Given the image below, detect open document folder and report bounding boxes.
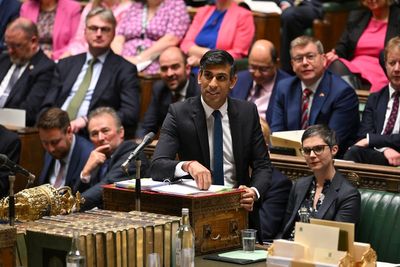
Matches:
[270,130,304,157]
[115,178,231,195]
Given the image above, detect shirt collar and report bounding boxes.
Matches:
[200,96,228,119]
[62,134,76,164]
[301,76,323,94]
[388,84,400,98]
[86,50,109,64]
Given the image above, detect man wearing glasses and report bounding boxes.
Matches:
[270,35,359,157]
[231,39,290,124]
[278,124,360,240]
[42,7,139,136]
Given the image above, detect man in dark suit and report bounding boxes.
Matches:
[0,124,21,198]
[137,46,200,138]
[344,36,400,166]
[270,36,359,156]
[231,39,290,124]
[42,7,139,135]
[37,108,93,194]
[151,50,273,236]
[80,107,149,210]
[276,0,324,73]
[0,18,55,126]
[0,0,20,53]
[279,125,360,239]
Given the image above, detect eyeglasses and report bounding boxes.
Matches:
[291,53,319,64]
[87,25,112,34]
[299,145,330,156]
[248,64,274,74]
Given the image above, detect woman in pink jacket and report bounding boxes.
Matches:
[20,0,81,60]
[180,0,255,67]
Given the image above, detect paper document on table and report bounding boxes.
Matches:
[151,180,231,195]
[0,108,26,128]
[115,178,166,189]
[244,0,282,14]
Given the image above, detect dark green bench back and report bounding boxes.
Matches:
[357,189,400,263]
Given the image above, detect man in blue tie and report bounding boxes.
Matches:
[150,49,273,213]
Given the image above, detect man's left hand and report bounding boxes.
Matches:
[239,185,257,211]
[70,117,87,133]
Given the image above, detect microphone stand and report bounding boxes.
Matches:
[135,157,142,212]
[8,172,15,226]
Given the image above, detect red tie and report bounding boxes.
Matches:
[383,91,399,135]
[301,88,313,129]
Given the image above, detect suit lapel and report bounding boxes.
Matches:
[309,73,329,124]
[288,176,313,227]
[192,97,210,166]
[288,82,303,129]
[315,172,342,219]
[62,55,86,102]
[90,51,114,110]
[228,98,242,184]
[376,88,390,133]
[0,58,11,82]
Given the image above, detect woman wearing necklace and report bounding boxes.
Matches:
[20,0,81,60]
[111,0,190,74]
[62,0,132,58]
[325,0,400,92]
[180,0,255,69]
[278,124,361,240]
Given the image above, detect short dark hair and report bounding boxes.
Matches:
[301,124,337,147]
[199,49,236,78]
[37,108,70,133]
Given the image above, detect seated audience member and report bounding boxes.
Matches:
[344,36,400,166]
[180,0,254,70]
[326,0,400,92]
[258,118,292,241]
[0,0,21,53]
[111,0,190,74]
[137,46,200,138]
[278,124,361,240]
[37,108,93,194]
[0,125,21,198]
[151,50,273,243]
[277,0,323,74]
[63,0,132,58]
[42,7,140,135]
[80,107,149,210]
[20,0,81,60]
[230,39,290,124]
[270,36,359,157]
[1,18,55,126]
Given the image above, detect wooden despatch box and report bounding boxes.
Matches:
[103,185,248,255]
[0,224,16,267]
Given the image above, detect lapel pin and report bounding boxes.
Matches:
[29,65,34,70]
[319,92,325,97]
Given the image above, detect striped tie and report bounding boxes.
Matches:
[301,88,313,129]
[383,91,399,135]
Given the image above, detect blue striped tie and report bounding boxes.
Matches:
[212,110,224,185]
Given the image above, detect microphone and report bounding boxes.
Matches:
[121,132,155,171]
[0,154,36,183]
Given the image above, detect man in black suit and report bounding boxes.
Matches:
[37,108,93,194]
[0,125,21,198]
[344,36,400,166]
[42,7,140,135]
[0,18,55,126]
[151,49,272,215]
[230,39,290,124]
[137,46,200,138]
[80,107,149,210]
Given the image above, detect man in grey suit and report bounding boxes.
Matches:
[42,7,139,135]
[279,125,360,239]
[151,49,273,213]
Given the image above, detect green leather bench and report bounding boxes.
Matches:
[356,189,400,263]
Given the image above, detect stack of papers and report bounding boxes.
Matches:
[115,179,231,195]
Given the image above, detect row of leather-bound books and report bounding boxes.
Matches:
[16,210,181,267]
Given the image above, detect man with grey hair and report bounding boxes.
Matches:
[42,7,140,136]
[270,35,359,157]
[80,107,149,210]
[0,17,55,126]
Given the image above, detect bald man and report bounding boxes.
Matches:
[137,46,200,138]
[0,18,55,126]
[231,40,290,124]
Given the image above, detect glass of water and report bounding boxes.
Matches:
[241,229,257,252]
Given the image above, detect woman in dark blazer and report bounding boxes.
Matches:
[326,0,400,92]
[278,125,361,239]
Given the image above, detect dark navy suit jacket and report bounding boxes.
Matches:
[270,71,359,155]
[0,0,20,52]
[230,69,290,125]
[0,49,55,126]
[138,74,200,137]
[38,134,93,194]
[42,50,140,128]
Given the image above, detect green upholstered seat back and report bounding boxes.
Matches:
[356,189,400,263]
